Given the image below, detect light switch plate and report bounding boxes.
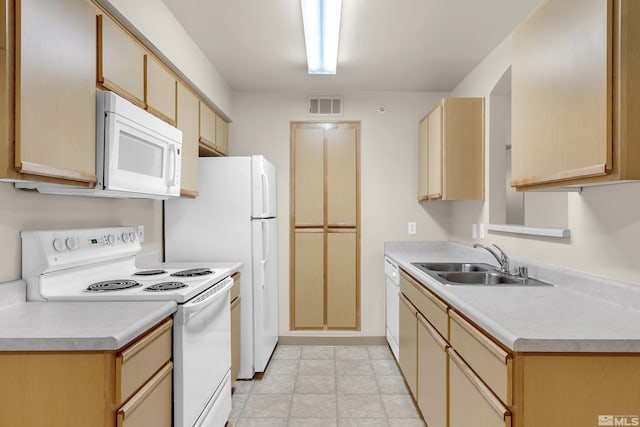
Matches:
[137,225,144,243]
[408,222,416,235]
[472,223,477,239]
[479,223,486,239]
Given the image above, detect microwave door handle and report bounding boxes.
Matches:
[167,145,178,186]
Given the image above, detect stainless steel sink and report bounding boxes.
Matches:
[438,272,521,285]
[411,262,553,287]
[412,262,493,273]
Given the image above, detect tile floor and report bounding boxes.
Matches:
[229,345,426,426]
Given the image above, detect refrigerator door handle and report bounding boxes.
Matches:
[261,221,269,288]
[261,172,270,217]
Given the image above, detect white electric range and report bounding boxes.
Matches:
[21,226,233,427]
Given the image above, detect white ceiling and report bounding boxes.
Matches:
[161,0,542,93]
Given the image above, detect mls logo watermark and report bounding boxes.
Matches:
[598,415,640,426]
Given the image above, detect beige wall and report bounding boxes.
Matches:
[0,182,163,283]
[100,0,232,117]
[449,35,640,285]
[230,91,451,337]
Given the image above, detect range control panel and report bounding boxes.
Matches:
[21,226,142,275]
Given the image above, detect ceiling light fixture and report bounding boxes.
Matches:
[301,0,342,74]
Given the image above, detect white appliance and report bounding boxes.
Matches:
[164,155,278,379]
[21,226,232,427]
[16,90,182,199]
[385,256,400,361]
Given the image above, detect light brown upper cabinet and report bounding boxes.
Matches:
[290,122,360,331]
[97,13,145,108]
[511,0,640,190]
[6,0,97,185]
[418,98,485,201]
[215,114,229,156]
[199,101,216,152]
[176,82,199,197]
[199,101,229,157]
[417,117,429,200]
[145,55,177,126]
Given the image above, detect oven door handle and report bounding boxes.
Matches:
[175,277,233,324]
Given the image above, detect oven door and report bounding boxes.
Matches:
[173,277,233,427]
[103,111,182,197]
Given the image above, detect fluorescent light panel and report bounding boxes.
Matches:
[301,0,342,74]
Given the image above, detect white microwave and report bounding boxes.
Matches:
[16,90,182,199]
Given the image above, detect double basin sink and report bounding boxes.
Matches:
[412,262,553,287]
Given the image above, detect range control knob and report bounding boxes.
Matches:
[53,238,66,252]
[65,237,78,250]
[122,232,130,243]
[108,234,117,245]
[129,231,137,242]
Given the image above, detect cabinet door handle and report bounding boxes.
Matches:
[448,348,510,420]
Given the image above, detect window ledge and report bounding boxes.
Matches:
[487,224,570,238]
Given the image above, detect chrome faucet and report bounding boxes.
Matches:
[473,243,510,274]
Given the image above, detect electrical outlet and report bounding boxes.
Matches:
[472,224,477,239]
[137,225,144,243]
[408,222,417,235]
[479,223,486,239]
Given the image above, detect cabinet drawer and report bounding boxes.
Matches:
[116,318,172,404]
[400,270,448,338]
[449,349,511,427]
[117,362,172,427]
[449,310,512,405]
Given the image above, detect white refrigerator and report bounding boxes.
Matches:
[164,155,278,379]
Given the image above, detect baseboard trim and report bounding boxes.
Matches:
[278,336,387,346]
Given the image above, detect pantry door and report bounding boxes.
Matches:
[290,122,360,331]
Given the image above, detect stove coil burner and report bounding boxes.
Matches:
[86,280,142,292]
[171,268,213,278]
[134,269,167,276]
[144,282,188,292]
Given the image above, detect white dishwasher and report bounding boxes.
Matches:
[384,257,400,361]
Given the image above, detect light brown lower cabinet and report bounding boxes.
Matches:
[116,362,172,427]
[0,318,173,427]
[397,267,640,427]
[449,348,512,427]
[399,293,418,397]
[417,313,448,427]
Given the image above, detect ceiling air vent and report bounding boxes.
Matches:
[308,96,343,116]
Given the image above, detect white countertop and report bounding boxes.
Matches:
[0,280,177,351]
[385,241,640,353]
